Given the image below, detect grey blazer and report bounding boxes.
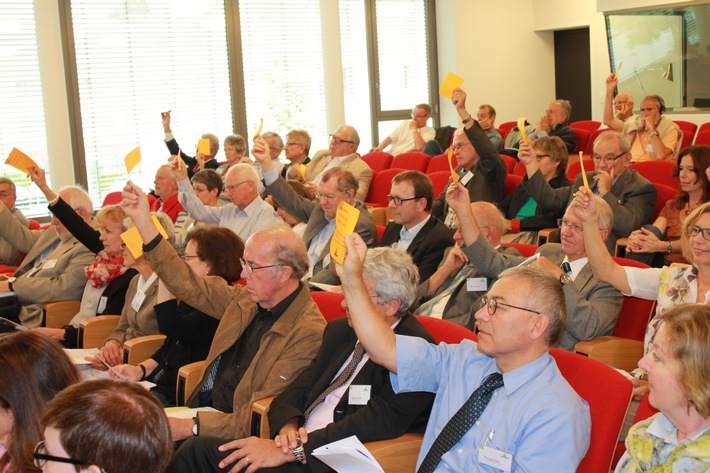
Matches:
[461,235,623,350]
[521,168,656,253]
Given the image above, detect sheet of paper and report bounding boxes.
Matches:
[330,201,360,265]
[124,146,141,174]
[120,214,169,259]
[5,148,39,175]
[75,365,156,389]
[439,71,464,99]
[197,138,211,155]
[517,118,531,144]
[64,348,100,365]
[578,152,591,192]
[447,147,459,183]
[308,281,341,292]
[164,406,221,419]
[312,435,384,473]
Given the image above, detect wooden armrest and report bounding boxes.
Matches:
[43,300,81,328]
[176,361,205,406]
[123,334,167,365]
[251,396,277,438]
[536,228,557,246]
[78,315,121,349]
[370,207,393,227]
[615,238,628,258]
[365,433,424,473]
[574,336,644,372]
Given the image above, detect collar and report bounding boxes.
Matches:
[403,213,430,234]
[241,196,265,215]
[496,351,553,397]
[646,413,710,446]
[259,281,303,320]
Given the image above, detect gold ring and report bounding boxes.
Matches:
[245,457,250,464]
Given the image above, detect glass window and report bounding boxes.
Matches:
[0,0,50,217]
[69,0,233,202]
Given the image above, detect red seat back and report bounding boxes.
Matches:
[500,154,517,174]
[550,348,633,473]
[28,219,41,230]
[102,191,123,207]
[695,130,710,146]
[629,160,679,189]
[504,174,522,198]
[501,242,538,257]
[427,171,451,197]
[610,257,656,340]
[586,128,609,155]
[362,151,394,172]
[310,292,346,322]
[566,159,594,181]
[414,315,477,344]
[570,120,602,132]
[426,153,457,173]
[651,183,678,221]
[365,168,405,207]
[512,160,527,177]
[498,121,516,135]
[376,225,386,242]
[573,128,591,155]
[391,152,430,172]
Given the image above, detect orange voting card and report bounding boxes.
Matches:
[124,147,141,174]
[120,215,169,259]
[439,72,464,99]
[578,151,591,192]
[330,200,360,265]
[517,118,531,144]
[447,147,459,183]
[255,118,264,138]
[197,138,210,155]
[5,148,38,175]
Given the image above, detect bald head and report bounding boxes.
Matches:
[248,226,309,280]
[471,201,506,246]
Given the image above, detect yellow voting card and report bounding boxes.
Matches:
[578,152,591,192]
[124,147,141,174]
[298,164,307,181]
[5,148,38,175]
[255,118,264,138]
[120,215,169,259]
[330,200,360,265]
[447,147,459,183]
[439,72,464,99]
[517,118,531,144]
[197,138,210,156]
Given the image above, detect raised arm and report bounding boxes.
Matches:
[571,188,631,294]
[603,74,625,132]
[337,234,397,372]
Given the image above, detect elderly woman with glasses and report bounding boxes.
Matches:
[0,332,79,473]
[37,379,172,473]
[572,191,710,397]
[500,136,572,244]
[615,303,710,472]
[111,226,244,406]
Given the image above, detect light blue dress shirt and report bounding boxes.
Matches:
[392,336,591,472]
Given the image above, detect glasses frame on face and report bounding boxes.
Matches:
[452,142,471,151]
[315,190,349,202]
[224,180,251,193]
[240,258,282,275]
[411,112,428,120]
[329,134,354,145]
[592,151,627,164]
[285,142,303,148]
[558,218,583,233]
[34,440,85,468]
[386,194,420,206]
[479,296,541,316]
[687,224,710,241]
[180,254,201,262]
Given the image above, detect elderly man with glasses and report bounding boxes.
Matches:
[518,130,657,253]
[431,88,507,228]
[300,125,372,201]
[253,136,377,285]
[445,181,623,352]
[120,183,326,444]
[337,232,591,472]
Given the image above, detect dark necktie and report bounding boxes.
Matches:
[417,372,504,473]
[561,262,572,275]
[304,342,366,420]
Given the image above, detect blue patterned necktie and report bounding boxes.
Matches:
[417,372,504,473]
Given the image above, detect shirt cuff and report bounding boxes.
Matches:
[511,219,521,233]
[263,168,279,185]
[164,132,174,142]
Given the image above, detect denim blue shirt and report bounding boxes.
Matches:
[392,336,591,472]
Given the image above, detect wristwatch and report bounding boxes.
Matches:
[651,130,660,137]
[290,438,305,462]
[462,115,474,125]
[6,277,16,291]
[191,416,199,436]
[559,273,572,285]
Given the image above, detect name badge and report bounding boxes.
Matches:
[645,143,653,152]
[466,277,487,292]
[478,445,513,472]
[460,171,474,186]
[348,385,371,405]
[131,290,147,312]
[43,259,58,269]
[97,296,108,314]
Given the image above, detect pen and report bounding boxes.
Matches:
[96,354,130,381]
[484,430,495,447]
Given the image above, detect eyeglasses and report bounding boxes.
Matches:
[592,152,627,164]
[240,258,283,274]
[687,224,710,241]
[225,180,251,192]
[452,142,471,151]
[329,134,354,145]
[479,296,541,316]
[387,195,420,205]
[285,142,303,147]
[558,218,583,233]
[315,191,347,202]
[411,113,428,119]
[0,192,14,198]
[34,440,85,468]
[181,254,201,261]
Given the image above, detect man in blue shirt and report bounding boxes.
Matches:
[337,225,591,472]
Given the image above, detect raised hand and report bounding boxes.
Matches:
[569,187,597,223]
[121,181,151,220]
[445,181,471,215]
